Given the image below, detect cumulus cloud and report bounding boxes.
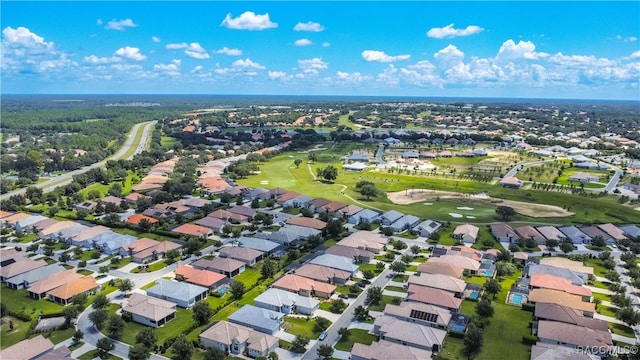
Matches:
[361,50,410,62]
[293,21,324,32]
[221,11,277,30]
[294,38,312,46]
[154,59,181,77]
[105,18,137,31]
[496,39,548,61]
[616,35,638,42]
[427,24,484,39]
[215,58,265,76]
[166,43,188,49]
[215,47,242,56]
[268,71,289,80]
[1,26,74,73]
[115,46,146,61]
[152,36,161,43]
[434,45,464,63]
[191,65,203,73]
[322,42,331,48]
[335,71,372,83]
[83,54,120,64]
[297,57,328,75]
[630,50,640,59]
[184,43,209,59]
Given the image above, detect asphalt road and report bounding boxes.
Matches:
[0,121,156,201]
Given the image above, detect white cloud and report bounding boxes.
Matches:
[335,71,372,83]
[294,38,312,46]
[268,71,288,80]
[166,43,188,49]
[293,21,324,32]
[548,53,616,67]
[496,39,548,61]
[184,43,209,59]
[221,11,277,30]
[427,24,484,39]
[115,46,146,61]
[152,36,161,43]
[215,57,265,77]
[215,47,242,56]
[154,59,181,77]
[617,35,638,42]
[434,45,464,63]
[83,55,120,64]
[1,26,74,73]
[191,65,203,73]
[630,50,640,59]
[361,50,410,62]
[232,58,265,70]
[105,18,137,31]
[322,42,331,48]
[298,57,328,74]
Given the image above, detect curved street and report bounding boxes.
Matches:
[0,120,156,201]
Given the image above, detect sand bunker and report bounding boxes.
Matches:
[449,213,463,218]
[467,216,476,219]
[457,207,474,210]
[424,203,433,205]
[260,180,269,185]
[388,189,574,218]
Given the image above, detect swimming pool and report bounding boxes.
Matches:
[451,324,466,332]
[512,294,523,304]
[216,285,230,295]
[468,291,479,300]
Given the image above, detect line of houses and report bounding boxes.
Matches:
[489,222,639,245]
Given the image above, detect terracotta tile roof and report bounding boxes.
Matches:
[539,257,594,275]
[200,320,279,354]
[0,210,14,219]
[427,255,480,272]
[407,273,467,294]
[175,265,227,287]
[294,264,351,283]
[126,214,159,225]
[122,237,159,254]
[39,221,80,236]
[416,261,464,278]
[271,274,336,294]
[192,257,245,273]
[276,191,300,203]
[47,276,99,300]
[530,274,592,297]
[407,284,462,310]
[337,231,387,252]
[134,241,182,260]
[528,289,595,313]
[2,212,31,225]
[28,269,85,295]
[285,216,327,230]
[71,225,111,242]
[352,340,432,360]
[172,223,211,237]
[537,320,612,348]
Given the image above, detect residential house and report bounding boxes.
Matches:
[352,340,432,360]
[597,223,628,242]
[172,223,212,238]
[317,201,347,216]
[227,205,258,220]
[126,214,159,227]
[254,288,319,315]
[490,223,517,242]
[192,257,246,278]
[389,215,420,233]
[75,201,98,213]
[324,245,374,263]
[348,209,381,225]
[527,289,595,316]
[437,245,484,261]
[538,258,594,277]
[452,224,479,244]
[219,246,263,265]
[337,205,363,219]
[499,176,523,188]
[91,232,137,254]
[52,224,89,243]
[7,214,47,232]
[534,303,608,331]
[47,276,100,305]
[5,264,65,290]
[70,225,111,247]
[146,279,208,308]
[0,258,47,282]
[174,265,228,289]
[526,264,587,286]
[309,254,359,275]
[620,225,640,240]
[513,252,529,265]
[580,226,615,245]
[416,262,464,279]
[536,320,612,352]
[407,273,467,297]
[271,274,336,299]
[515,226,546,245]
[285,216,327,230]
[194,216,226,233]
[276,191,301,206]
[536,226,567,242]
[235,236,283,257]
[0,335,55,360]
[257,225,321,246]
[27,269,84,300]
[412,219,442,237]
[530,274,592,300]
[228,305,285,335]
[132,240,182,264]
[199,321,279,359]
[337,231,387,254]
[245,188,270,201]
[530,343,600,360]
[294,264,351,284]
[306,198,331,212]
[382,301,452,329]
[373,315,446,352]
[176,196,213,210]
[427,255,480,274]
[568,173,599,183]
[379,210,403,225]
[558,226,592,244]
[122,293,176,328]
[38,221,80,239]
[281,195,314,208]
[124,192,149,205]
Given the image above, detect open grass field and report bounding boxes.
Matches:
[283,316,331,339]
[1,285,64,320]
[236,151,634,225]
[334,328,376,351]
[234,268,262,288]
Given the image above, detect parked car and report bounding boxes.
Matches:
[338,294,349,299]
[319,331,327,341]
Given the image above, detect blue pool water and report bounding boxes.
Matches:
[451,324,466,332]
[468,291,479,300]
[216,285,230,294]
[485,270,494,277]
[512,294,523,304]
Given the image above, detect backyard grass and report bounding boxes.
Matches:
[475,303,532,360]
[406,265,418,272]
[392,274,409,282]
[384,286,407,293]
[592,280,611,290]
[0,316,31,349]
[0,285,64,320]
[358,263,383,275]
[17,233,39,243]
[366,295,396,312]
[599,305,618,318]
[412,256,427,263]
[43,327,75,344]
[234,268,262,288]
[584,259,609,277]
[592,292,612,303]
[77,269,94,276]
[460,299,478,317]
[279,339,293,351]
[283,316,331,339]
[334,328,376,351]
[111,227,174,242]
[140,281,156,290]
[335,284,361,296]
[610,322,635,339]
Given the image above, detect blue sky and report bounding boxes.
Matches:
[1,1,639,99]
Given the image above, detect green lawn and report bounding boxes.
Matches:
[319,301,332,312]
[599,305,618,318]
[584,259,609,277]
[283,316,331,339]
[43,327,75,344]
[475,303,532,360]
[234,268,262,288]
[392,274,409,282]
[335,284,361,296]
[592,280,611,290]
[77,269,94,276]
[17,233,39,243]
[0,285,64,320]
[358,263,383,275]
[140,281,156,290]
[592,292,612,303]
[111,227,174,242]
[366,295,397,312]
[130,260,168,273]
[112,304,193,347]
[0,316,31,349]
[334,328,376,351]
[78,349,122,360]
[610,322,635,338]
[384,286,407,293]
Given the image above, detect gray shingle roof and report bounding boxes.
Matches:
[147,279,208,302]
[228,305,284,334]
[309,254,359,273]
